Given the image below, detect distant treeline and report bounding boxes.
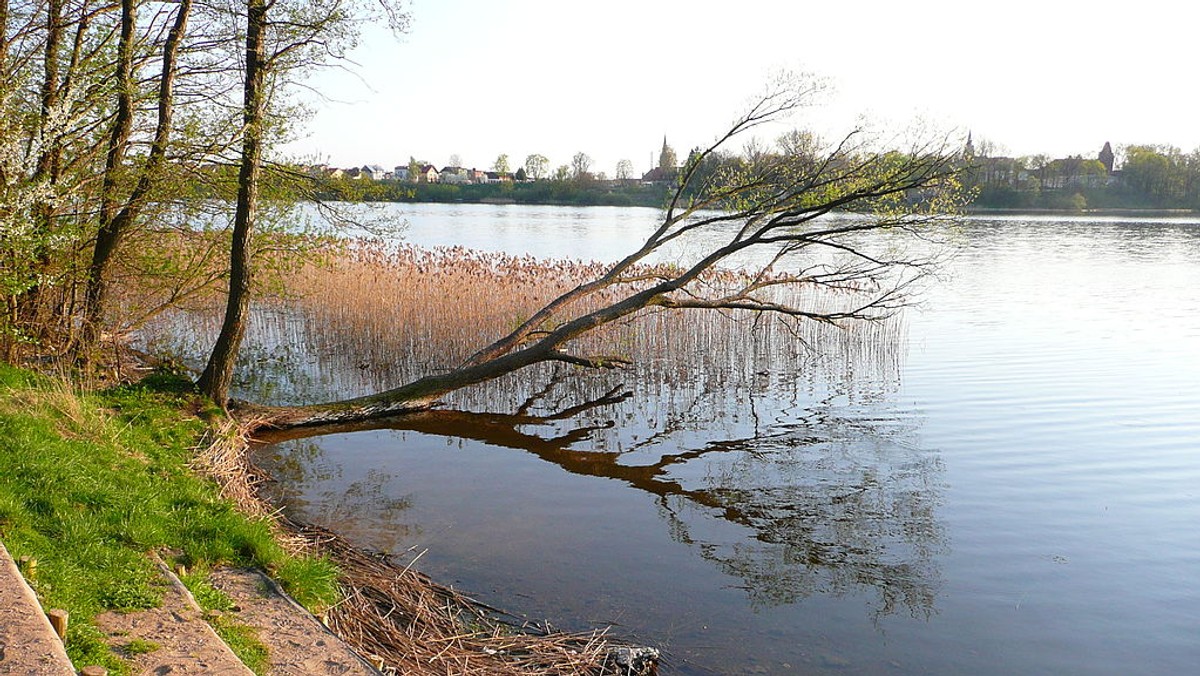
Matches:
[311,142,1200,214]
[965,145,1200,212]
[315,177,672,208]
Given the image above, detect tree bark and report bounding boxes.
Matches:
[0,0,9,68]
[198,0,266,405]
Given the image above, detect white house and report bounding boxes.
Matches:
[440,166,469,184]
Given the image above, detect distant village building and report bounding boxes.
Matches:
[418,165,440,183]
[360,165,388,180]
[440,166,470,184]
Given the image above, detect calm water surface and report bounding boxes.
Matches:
[251,205,1200,675]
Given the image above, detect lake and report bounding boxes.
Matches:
[232,204,1200,674]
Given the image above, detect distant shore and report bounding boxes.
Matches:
[963,206,1198,217]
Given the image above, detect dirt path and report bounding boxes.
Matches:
[0,543,74,675]
[94,559,381,676]
[94,560,255,675]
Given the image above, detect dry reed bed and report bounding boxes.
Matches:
[258,241,903,412]
[131,239,902,413]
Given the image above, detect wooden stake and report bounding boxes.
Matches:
[47,609,68,639]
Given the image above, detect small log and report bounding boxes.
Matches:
[47,608,68,639]
[80,667,108,676]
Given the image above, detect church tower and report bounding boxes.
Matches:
[1099,141,1115,174]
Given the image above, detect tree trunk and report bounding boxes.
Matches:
[82,0,191,350]
[81,0,136,350]
[16,0,64,333]
[198,0,266,405]
[0,0,9,68]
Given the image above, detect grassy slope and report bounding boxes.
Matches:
[0,364,338,673]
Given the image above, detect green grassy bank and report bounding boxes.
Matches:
[0,364,338,673]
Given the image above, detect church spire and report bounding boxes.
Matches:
[658,136,677,170]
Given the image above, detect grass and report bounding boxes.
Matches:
[0,363,339,672]
[179,564,272,674]
[123,638,159,655]
[209,615,271,675]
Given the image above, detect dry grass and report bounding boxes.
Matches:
[283,242,620,368]
[315,525,624,676]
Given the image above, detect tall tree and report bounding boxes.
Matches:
[615,158,633,180]
[198,0,408,404]
[82,0,194,350]
[571,151,592,180]
[524,153,548,180]
[197,0,268,403]
[492,153,510,174]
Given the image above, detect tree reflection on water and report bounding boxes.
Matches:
[259,379,945,619]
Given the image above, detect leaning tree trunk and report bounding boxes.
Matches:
[197,0,266,405]
[228,78,963,432]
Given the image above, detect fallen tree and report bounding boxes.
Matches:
[229,76,966,429]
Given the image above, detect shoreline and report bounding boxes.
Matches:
[0,361,655,674]
[963,206,1198,217]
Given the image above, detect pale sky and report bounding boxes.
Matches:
[283,0,1199,177]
